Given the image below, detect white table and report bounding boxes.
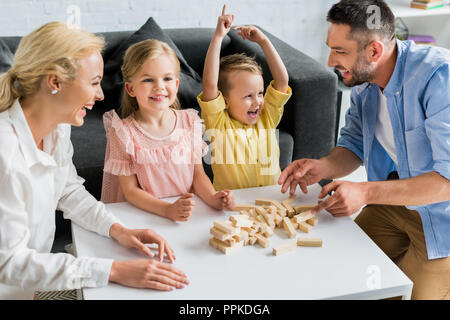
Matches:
[72,184,412,300]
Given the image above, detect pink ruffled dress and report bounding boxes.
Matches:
[101,108,208,203]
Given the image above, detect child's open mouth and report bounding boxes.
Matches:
[247,107,260,119]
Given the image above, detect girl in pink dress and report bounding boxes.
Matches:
[101,39,235,221]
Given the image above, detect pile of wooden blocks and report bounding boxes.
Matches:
[209,196,323,255]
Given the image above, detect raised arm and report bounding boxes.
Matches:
[202,5,234,101]
[233,25,289,92]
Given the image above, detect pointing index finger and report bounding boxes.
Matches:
[222,4,226,15]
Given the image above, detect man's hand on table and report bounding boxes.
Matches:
[312,180,368,217]
[278,158,327,195]
[278,158,366,217]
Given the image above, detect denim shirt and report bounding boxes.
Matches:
[337,40,450,260]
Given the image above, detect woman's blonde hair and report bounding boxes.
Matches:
[120,39,181,119]
[0,22,105,112]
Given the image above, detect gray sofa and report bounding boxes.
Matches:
[0,18,338,251]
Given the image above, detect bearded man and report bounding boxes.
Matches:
[279,0,450,299]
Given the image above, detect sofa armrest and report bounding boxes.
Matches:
[226,27,338,161]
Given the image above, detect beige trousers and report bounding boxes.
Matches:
[355,204,450,300]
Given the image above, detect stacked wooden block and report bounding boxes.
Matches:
[209,196,323,255]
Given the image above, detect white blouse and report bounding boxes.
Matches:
[0,99,121,299]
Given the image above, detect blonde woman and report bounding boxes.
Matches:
[0,22,189,300]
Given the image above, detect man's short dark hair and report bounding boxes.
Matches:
[327,0,395,49]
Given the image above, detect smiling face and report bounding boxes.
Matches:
[58,50,104,126]
[124,54,179,115]
[224,70,264,125]
[326,23,376,87]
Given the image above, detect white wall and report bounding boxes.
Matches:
[0,0,338,66]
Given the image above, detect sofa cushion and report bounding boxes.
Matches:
[101,17,202,113]
[165,28,231,77]
[0,39,13,73]
[71,109,106,200]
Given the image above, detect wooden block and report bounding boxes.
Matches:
[251,223,261,233]
[297,238,323,247]
[281,201,296,218]
[255,233,270,248]
[270,200,287,214]
[255,207,275,229]
[248,209,257,219]
[255,214,268,226]
[282,217,297,238]
[271,200,284,210]
[263,226,274,238]
[306,217,318,226]
[275,218,284,228]
[239,229,250,240]
[209,237,243,254]
[229,214,249,221]
[292,211,315,224]
[273,213,282,226]
[293,204,316,214]
[254,221,268,233]
[240,210,250,216]
[213,220,240,235]
[241,227,256,236]
[255,198,276,206]
[283,195,296,205]
[273,241,297,256]
[249,236,257,245]
[290,218,299,230]
[232,204,255,211]
[233,230,249,242]
[231,220,253,228]
[298,221,312,233]
[210,227,234,241]
[266,205,277,215]
[224,237,237,246]
[255,205,267,216]
[228,214,248,222]
[229,215,253,228]
[277,209,287,217]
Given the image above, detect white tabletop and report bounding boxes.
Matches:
[72,184,412,300]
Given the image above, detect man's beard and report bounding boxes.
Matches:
[342,54,376,87]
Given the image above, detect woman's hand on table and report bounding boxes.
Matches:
[109,259,189,291]
[109,223,175,262]
[108,224,189,291]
